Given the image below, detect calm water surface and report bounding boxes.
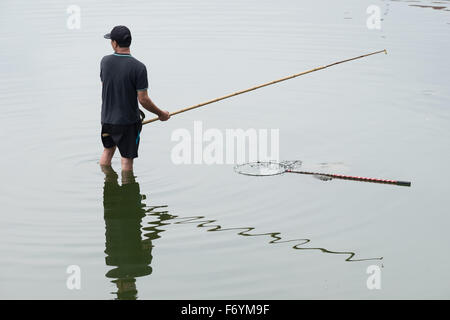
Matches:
[1,0,449,299]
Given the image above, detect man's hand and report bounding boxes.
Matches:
[138,90,170,121]
[158,110,170,121]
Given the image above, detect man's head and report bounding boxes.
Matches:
[104,26,132,50]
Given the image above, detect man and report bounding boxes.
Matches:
[99,25,170,171]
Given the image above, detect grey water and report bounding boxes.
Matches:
[1,0,449,299]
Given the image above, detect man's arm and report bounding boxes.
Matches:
[137,90,170,121]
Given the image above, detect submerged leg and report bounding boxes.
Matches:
[121,168,135,185]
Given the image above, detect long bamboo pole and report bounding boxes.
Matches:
[142,49,387,125]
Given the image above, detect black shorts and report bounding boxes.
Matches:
[101,122,142,159]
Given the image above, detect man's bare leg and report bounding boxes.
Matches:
[121,157,134,172]
[100,147,116,166]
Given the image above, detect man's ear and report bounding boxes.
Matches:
[111,40,117,50]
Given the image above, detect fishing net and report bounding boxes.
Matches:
[234,160,302,176]
[234,160,333,181]
[234,160,411,186]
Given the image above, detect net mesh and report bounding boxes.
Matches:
[234,160,302,176]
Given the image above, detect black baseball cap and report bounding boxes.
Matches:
[104,26,132,47]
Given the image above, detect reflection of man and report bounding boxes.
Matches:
[102,166,152,300]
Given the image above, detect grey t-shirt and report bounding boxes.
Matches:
[100,53,148,125]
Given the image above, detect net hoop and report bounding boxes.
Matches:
[234,160,302,177]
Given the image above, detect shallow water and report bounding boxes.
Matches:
[1,0,449,299]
